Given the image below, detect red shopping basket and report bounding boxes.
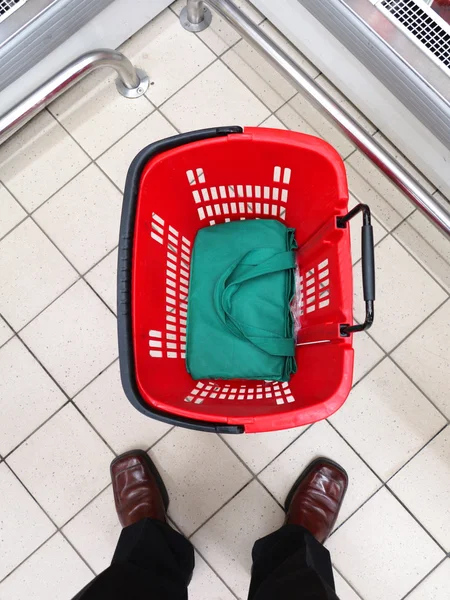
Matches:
[118,126,375,434]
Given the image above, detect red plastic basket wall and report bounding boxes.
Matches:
[130,127,354,433]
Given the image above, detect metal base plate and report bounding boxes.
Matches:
[180,5,212,32]
[116,68,149,98]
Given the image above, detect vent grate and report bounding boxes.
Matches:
[0,0,27,23]
[381,0,450,68]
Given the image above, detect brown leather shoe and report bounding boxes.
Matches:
[111,450,169,528]
[285,458,348,543]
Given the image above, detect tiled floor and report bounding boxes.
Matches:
[0,3,449,599]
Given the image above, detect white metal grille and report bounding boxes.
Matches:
[0,0,28,23]
[381,0,450,68]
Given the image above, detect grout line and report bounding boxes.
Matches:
[385,424,448,485]
[0,531,60,585]
[61,482,112,531]
[351,297,449,425]
[326,420,449,555]
[332,564,364,599]
[145,425,176,454]
[218,436,260,478]
[3,354,119,463]
[153,54,222,112]
[3,401,70,460]
[92,105,157,164]
[0,176,118,328]
[389,353,450,425]
[0,465,95,583]
[392,215,450,271]
[165,512,240,599]
[70,400,118,458]
[191,548,240,600]
[59,530,97,578]
[387,217,450,295]
[14,279,80,335]
[187,478,256,540]
[385,483,448,555]
[0,214,28,244]
[401,556,448,599]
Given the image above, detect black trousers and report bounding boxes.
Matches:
[73,519,339,599]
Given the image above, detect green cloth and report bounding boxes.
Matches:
[186,219,297,381]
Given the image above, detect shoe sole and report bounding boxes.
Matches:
[284,456,348,512]
[111,449,170,511]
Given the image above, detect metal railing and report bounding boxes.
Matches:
[0,49,148,145]
[181,0,450,238]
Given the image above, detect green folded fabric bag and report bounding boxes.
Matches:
[186,219,297,381]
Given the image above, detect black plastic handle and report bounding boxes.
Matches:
[337,204,375,335]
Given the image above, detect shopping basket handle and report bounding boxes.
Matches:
[337,204,375,335]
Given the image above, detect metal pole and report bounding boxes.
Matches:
[181,0,212,31]
[0,49,149,146]
[187,0,205,23]
[182,0,450,238]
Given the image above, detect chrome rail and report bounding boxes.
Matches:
[181,0,450,238]
[0,49,149,145]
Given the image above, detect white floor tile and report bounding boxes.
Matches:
[161,60,270,131]
[192,480,284,599]
[223,427,305,474]
[0,219,77,330]
[351,331,384,386]
[21,281,117,397]
[353,236,447,352]
[190,553,236,600]
[348,194,388,264]
[151,428,252,536]
[334,571,363,600]
[327,488,445,600]
[97,111,177,191]
[389,426,450,550]
[63,485,119,574]
[222,39,295,112]
[259,114,286,129]
[222,21,317,113]
[372,132,435,194]
[85,248,118,314]
[121,9,215,107]
[347,150,415,219]
[276,94,354,159]
[406,559,450,600]
[330,358,446,480]
[260,421,381,528]
[0,338,66,455]
[0,534,93,600]
[393,300,450,419]
[0,463,55,581]
[171,0,240,56]
[316,75,377,135]
[8,404,114,526]
[34,164,122,273]
[74,360,171,454]
[346,164,404,231]
[393,210,450,292]
[0,183,26,239]
[0,317,13,348]
[0,111,89,212]
[48,70,153,159]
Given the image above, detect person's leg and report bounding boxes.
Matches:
[73,450,195,600]
[248,458,347,600]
